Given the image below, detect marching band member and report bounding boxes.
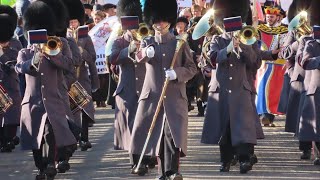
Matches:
[130,0,197,179]
[0,5,22,153]
[66,0,99,152]
[256,2,288,127]
[298,0,320,165]
[108,0,154,175]
[208,0,279,173]
[16,1,77,179]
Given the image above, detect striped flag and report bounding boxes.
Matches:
[120,16,139,30]
[78,25,89,39]
[27,29,47,44]
[313,25,320,40]
[223,16,242,32]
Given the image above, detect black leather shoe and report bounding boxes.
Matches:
[86,141,92,149]
[56,160,70,173]
[45,165,57,180]
[167,173,183,180]
[240,162,252,174]
[230,156,238,166]
[301,150,311,160]
[155,175,166,180]
[12,136,20,146]
[35,170,45,180]
[131,164,148,176]
[220,162,231,172]
[0,143,12,153]
[148,157,157,169]
[250,154,258,165]
[314,158,320,165]
[79,141,88,151]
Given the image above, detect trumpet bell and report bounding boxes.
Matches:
[192,9,215,40]
[42,36,62,56]
[239,26,258,45]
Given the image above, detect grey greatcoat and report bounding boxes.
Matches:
[298,39,320,142]
[129,33,197,156]
[16,45,77,150]
[72,35,99,125]
[109,32,146,150]
[0,38,22,126]
[208,33,273,146]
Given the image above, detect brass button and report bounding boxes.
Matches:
[162,54,165,57]
[164,96,166,98]
[230,64,233,67]
[229,77,232,80]
[228,90,232,93]
[136,91,139,94]
[41,73,44,75]
[43,98,46,101]
[41,85,44,88]
[136,78,138,80]
[135,65,137,67]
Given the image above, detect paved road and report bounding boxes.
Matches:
[1,107,320,180]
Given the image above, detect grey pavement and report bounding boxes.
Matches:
[1,107,320,180]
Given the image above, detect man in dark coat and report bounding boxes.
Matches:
[130,0,197,179]
[15,1,77,179]
[0,5,22,153]
[108,0,156,175]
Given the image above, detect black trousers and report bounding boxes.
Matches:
[158,120,180,177]
[299,141,320,152]
[0,125,17,145]
[81,113,90,142]
[92,74,109,102]
[32,120,55,170]
[219,124,254,163]
[261,113,275,123]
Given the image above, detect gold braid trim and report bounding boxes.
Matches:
[257,24,288,35]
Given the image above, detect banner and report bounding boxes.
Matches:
[89,16,118,74]
[177,0,192,8]
[0,0,16,6]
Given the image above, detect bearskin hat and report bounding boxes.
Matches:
[23,1,57,37]
[213,0,250,26]
[309,0,320,26]
[0,5,17,28]
[295,0,312,12]
[287,0,297,22]
[63,0,85,26]
[0,13,15,43]
[38,0,69,34]
[143,0,178,28]
[117,0,143,23]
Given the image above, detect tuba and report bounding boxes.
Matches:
[288,11,312,38]
[41,36,63,56]
[192,8,223,40]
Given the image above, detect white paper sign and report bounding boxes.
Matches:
[177,0,192,8]
[96,0,119,5]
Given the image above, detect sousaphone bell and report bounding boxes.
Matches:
[288,11,312,38]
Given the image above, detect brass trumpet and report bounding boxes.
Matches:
[238,25,258,45]
[41,36,62,56]
[288,11,312,38]
[132,23,153,41]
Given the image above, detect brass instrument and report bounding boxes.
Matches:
[288,11,312,38]
[192,8,223,40]
[238,25,258,45]
[41,36,62,56]
[132,23,153,41]
[68,81,92,114]
[0,85,13,114]
[201,40,211,61]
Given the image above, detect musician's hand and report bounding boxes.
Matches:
[78,46,84,54]
[146,46,155,58]
[129,41,140,53]
[32,52,44,65]
[272,48,280,55]
[165,69,177,80]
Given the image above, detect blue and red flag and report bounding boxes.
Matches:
[313,25,320,40]
[78,25,89,39]
[223,16,242,32]
[120,16,139,30]
[27,29,47,44]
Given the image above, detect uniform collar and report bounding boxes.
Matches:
[155,32,175,44]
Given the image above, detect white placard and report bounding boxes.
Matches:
[280,0,293,11]
[177,0,192,8]
[96,0,119,5]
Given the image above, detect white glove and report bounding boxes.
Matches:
[227,41,233,53]
[146,46,155,58]
[165,69,177,80]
